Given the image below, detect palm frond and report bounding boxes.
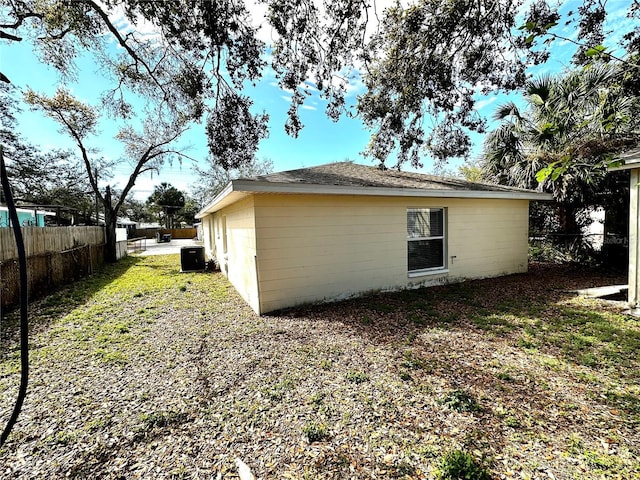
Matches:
[526,73,554,102]
[491,101,522,121]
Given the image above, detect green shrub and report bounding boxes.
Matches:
[438,389,481,413]
[140,410,189,430]
[402,351,426,370]
[505,416,521,428]
[302,421,329,443]
[437,450,492,480]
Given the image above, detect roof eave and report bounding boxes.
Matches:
[197,180,552,216]
[237,180,551,200]
[195,181,234,218]
[607,148,640,171]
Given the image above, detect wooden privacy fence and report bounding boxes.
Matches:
[0,226,104,262]
[0,226,106,310]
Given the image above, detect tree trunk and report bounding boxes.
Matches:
[558,204,580,235]
[556,204,581,253]
[103,186,118,263]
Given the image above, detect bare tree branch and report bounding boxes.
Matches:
[83,0,170,98]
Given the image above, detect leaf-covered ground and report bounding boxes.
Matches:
[0,255,638,479]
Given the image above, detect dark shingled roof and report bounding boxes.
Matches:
[196,162,552,217]
[242,161,539,193]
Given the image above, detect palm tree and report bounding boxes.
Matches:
[148,183,185,229]
[482,61,637,244]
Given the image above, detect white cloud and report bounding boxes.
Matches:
[244,1,272,43]
[302,82,319,93]
[248,0,398,45]
[301,105,317,111]
[281,95,292,102]
[601,3,637,55]
[475,97,498,111]
[102,0,381,103]
[331,71,366,98]
[345,75,366,97]
[100,1,161,43]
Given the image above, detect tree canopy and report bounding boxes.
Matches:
[1,0,639,201]
[483,62,639,196]
[148,183,185,211]
[358,0,524,168]
[481,62,635,246]
[0,0,368,165]
[359,0,639,169]
[192,156,273,207]
[0,84,94,223]
[23,86,190,260]
[147,182,185,228]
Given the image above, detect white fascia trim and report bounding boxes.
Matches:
[607,148,640,171]
[609,160,640,171]
[195,179,552,217]
[195,181,234,218]
[231,180,553,201]
[608,164,638,172]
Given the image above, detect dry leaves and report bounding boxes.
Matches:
[0,258,638,479]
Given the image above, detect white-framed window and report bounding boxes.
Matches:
[222,215,228,254]
[407,208,446,273]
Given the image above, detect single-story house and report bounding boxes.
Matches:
[196,162,552,314]
[608,147,640,310]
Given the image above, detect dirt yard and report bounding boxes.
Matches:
[0,256,637,479]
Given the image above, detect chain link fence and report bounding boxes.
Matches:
[529,233,628,268]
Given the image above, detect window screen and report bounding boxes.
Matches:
[407,209,444,238]
[407,208,445,272]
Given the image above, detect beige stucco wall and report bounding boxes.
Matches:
[204,196,260,313]
[252,194,530,313]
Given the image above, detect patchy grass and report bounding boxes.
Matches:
[345,369,369,384]
[1,259,639,479]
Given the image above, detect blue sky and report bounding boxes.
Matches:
[2,36,376,199]
[1,0,636,201]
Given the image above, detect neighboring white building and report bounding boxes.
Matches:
[583,207,605,250]
[609,148,640,310]
[196,162,552,314]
